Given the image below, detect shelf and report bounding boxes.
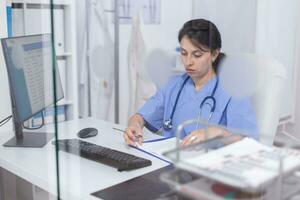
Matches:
[56,52,72,60]
[11,0,79,121]
[12,0,72,5]
[56,52,72,57]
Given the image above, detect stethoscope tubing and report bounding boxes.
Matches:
[163,75,219,131]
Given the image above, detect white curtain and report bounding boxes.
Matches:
[76,0,89,118]
[193,0,300,121]
[77,0,115,121]
[127,13,156,118]
[89,0,115,121]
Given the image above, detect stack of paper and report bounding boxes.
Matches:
[178,138,300,191]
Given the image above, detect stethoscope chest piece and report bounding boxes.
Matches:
[163,119,173,130]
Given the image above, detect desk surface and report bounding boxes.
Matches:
[0,118,170,200]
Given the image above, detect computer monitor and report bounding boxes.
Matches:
[1,34,64,147]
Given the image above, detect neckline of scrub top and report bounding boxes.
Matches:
[186,75,218,98]
[169,75,219,114]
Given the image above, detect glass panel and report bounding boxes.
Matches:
[0,0,60,199]
[51,0,79,199]
[2,0,298,199]
[22,0,299,199]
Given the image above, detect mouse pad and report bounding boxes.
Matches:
[91,166,194,200]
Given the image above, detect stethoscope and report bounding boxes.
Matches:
[163,75,219,131]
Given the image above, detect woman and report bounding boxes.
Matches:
[124,19,258,147]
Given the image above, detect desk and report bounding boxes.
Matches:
[0,118,170,200]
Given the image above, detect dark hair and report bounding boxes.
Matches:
[178,19,225,73]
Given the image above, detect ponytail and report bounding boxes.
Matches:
[212,52,225,73]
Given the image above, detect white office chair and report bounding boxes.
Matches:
[219,53,287,146]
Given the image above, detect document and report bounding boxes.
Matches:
[135,137,178,164]
[140,137,178,155]
[180,138,300,190]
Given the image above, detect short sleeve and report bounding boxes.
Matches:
[137,87,165,132]
[137,74,189,133]
[137,74,184,132]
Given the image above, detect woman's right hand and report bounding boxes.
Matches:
[123,125,143,146]
[123,114,145,146]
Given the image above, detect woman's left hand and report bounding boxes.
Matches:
[181,127,230,147]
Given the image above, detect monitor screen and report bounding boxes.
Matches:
[1,34,63,122]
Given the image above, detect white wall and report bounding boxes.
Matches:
[255,0,300,120]
[286,3,300,138]
[0,2,12,131]
[193,0,257,53]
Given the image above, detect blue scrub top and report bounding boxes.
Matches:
[137,73,258,139]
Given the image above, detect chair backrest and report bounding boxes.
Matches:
[219,53,287,145]
[145,48,174,88]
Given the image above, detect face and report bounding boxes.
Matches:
[180,35,219,80]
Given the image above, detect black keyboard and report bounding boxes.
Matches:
[52,139,152,171]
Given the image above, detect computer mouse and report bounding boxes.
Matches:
[77,127,98,139]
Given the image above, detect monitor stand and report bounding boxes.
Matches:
[3,132,53,148]
[3,118,53,148]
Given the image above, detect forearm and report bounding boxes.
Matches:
[128,114,145,130]
[182,126,231,146]
[124,114,145,146]
[206,127,230,139]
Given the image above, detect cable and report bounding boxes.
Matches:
[0,112,45,129]
[0,115,12,127]
[22,111,45,130]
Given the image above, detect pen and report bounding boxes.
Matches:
[134,134,143,144]
[113,127,143,144]
[113,127,125,133]
[113,127,174,144]
[113,127,172,164]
